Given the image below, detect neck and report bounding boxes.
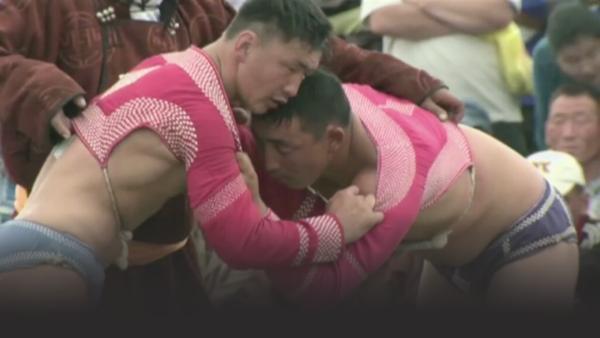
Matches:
[313,114,377,197]
[202,40,240,106]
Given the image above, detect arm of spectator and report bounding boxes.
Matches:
[407,0,519,34]
[363,1,455,41]
[0,1,85,189]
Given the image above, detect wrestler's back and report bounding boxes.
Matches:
[414,125,546,266]
[16,129,185,265]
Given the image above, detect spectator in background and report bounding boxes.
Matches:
[543,84,600,312]
[362,0,531,155]
[517,0,562,52]
[545,84,600,234]
[532,0,600,150]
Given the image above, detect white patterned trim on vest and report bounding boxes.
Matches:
[75,98,198,168]
[343,85,416,212]
[421,123,472,209]
[290,194,319,265]
[292,194,318,220]
[307,214,343,263]
[163,48,242,151]
[195,174,248,224]
[292,226,310,266]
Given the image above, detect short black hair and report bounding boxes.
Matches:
[254,68,351,138]
[547,1,600,52]
[551,83,600,105]
[225,0,332,51]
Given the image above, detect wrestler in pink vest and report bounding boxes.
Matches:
[251,84,473,306]
[73,47,346,270]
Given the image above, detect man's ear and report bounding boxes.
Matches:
[233,30,258,63]
[325,125,346,156]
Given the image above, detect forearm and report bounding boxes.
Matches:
[195,187,344,270]
[413,0,517,34]
[367,3,454,40]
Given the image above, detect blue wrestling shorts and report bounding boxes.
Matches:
[434,180,577,296]
[0,220,105,303]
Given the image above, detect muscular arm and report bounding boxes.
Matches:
[0,0,84,189]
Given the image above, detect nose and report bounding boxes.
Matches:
[562,120,578,137]
[282,72,305,98]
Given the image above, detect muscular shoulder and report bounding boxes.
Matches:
[353,168,378,197]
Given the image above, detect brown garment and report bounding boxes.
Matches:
[0,0,442,313]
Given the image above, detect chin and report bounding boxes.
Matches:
[251,103,269,115]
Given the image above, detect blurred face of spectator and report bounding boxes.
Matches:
[557,36,600,89]
[546,94,600,163]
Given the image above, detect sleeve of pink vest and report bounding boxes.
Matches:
[185,101,346,269]
[267,181,422,308]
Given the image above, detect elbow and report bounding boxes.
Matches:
[488,7,517,31]
[366,12,390,36]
